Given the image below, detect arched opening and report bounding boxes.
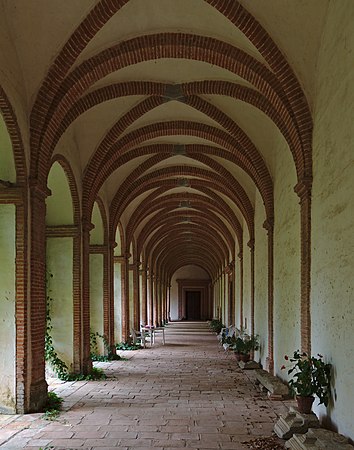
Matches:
[45,161,75,375]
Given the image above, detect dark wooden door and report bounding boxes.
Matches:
[186,291,201,320]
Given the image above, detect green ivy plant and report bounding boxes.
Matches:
[115,341,142,351]
[90,330,121,361]
[45,273,106,381]
[42,391,63,421]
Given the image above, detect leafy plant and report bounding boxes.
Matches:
[231,333,260,355]
[281,350,332,406]
[90,331,121,361]
[45,274,107,381]
[42,391,63,421]
[208,319,225,334]
[45,272,70,379]
[116,341,142,351]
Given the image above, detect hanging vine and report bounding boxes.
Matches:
[45,272,106,381]
[90,330,121,361]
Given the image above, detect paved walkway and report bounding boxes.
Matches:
[0,322,289,449]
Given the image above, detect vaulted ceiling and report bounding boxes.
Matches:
[0,0,329,279]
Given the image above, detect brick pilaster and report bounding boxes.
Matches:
[28,181,50,411]
[294,178,312,355]
[82,219,94,374]
[141,267,148,325]
[238,251,243,329]
[263,218,274,374]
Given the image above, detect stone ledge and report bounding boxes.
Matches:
[255,368,289,399]
[285,428,354,449]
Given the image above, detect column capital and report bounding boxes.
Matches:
[82,219,94,232]
[294,177,312,201]
[29,178,51,200]
[263,217,274,232]
[109,241,117,249]
[247,239,255,251]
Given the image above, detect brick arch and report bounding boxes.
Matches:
[0,85,27,184]
[125,192,242,254]
[50,154,81,226]
[56,80,300,182]
[30,0,129,158]
[110,163,253,237]
[32,33,295,183]
[87,121,271,219]
[204,0,313,179]
[108,143,259,232]
[155,242,221,280]
[146,224,229,266]
[137,210,235,259]
[166,259,214,281]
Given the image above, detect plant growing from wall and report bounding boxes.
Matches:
[115,341,142,351]
[45,272,107,381]
[42,391,63,421]
[90,330,121,361]
[45,272,70,379]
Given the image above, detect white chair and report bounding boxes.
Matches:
[152,326,165,345]
[131,328,146,348]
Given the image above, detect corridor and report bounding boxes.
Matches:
[0,323,287,449]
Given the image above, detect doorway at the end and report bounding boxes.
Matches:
[185,290,201,320]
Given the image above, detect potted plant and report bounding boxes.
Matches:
[281,350,332,414]
[232,333,259,362]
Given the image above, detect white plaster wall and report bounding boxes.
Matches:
[90,254,104,354]
[46,162,73,226]
[46,238,74,370]
[114,263,122,343]
[170,265,209,320]
[254,191,268,366]
[0,205,16,412]
[311,1,354,438]
[0,116,16,183]
[273,141,301,378]
[90,202,104,245]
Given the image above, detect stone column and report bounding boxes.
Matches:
[294,178,312,355]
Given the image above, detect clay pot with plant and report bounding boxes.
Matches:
[232,333,260,362]
[281,350,332,414]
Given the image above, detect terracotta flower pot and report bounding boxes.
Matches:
[234,352,242,361]
[240,353,250,363]
[296,396,314,414]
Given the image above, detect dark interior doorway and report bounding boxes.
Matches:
[186,290,201,320]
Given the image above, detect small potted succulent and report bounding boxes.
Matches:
[281,350,332,414]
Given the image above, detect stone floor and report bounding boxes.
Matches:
[0,322,290,449]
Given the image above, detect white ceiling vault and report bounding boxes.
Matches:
[0,0,329,279]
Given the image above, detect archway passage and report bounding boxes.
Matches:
[1,1,354,443]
